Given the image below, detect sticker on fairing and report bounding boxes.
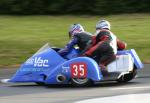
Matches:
[25,57,49,67]
[71,63,87,78]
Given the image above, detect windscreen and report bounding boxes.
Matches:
[33,43,52,56]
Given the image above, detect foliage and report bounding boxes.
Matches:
[0,0,150,15]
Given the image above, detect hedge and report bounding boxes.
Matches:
[0,0,150,15]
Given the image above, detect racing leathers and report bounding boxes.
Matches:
[83,29,126,70]
[58,32,92,56]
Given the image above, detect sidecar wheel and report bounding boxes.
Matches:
[71,78,93,87]
[117,69,137,83]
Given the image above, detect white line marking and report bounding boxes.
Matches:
[110,86,150,90]
[75,93,150,103]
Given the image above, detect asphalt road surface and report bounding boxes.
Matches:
[0,64,150,103]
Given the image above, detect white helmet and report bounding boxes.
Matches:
[96,20,111,30]
[69,24,84,37]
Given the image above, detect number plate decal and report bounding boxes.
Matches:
[71,63,87,78]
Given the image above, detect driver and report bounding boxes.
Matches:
[58,24,92,56]
[82,20,127,72]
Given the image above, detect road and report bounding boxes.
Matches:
[0,64,150,103]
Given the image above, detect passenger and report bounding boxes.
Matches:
[82,20,127,73]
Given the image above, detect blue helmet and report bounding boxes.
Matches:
[69,24,84,37]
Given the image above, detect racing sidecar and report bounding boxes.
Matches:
[3,43,144,86]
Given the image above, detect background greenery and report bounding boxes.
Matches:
[0,0,150,15]
[0,14,149,67]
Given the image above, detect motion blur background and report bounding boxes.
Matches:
[0,0,150,67]
[0,0,150,15]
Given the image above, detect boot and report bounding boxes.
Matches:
[99,64,108,76]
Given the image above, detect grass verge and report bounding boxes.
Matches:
[0,14,149,67]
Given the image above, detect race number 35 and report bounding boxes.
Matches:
[71,63,87,78]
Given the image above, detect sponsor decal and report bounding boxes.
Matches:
[62,66,69,73]
[25,57,49,67]
[71,62,87,78]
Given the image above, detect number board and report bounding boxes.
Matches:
[71,63,87,78]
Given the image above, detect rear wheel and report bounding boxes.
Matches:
[117,69,137,83]
[71,78,93,87]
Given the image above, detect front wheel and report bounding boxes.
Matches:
[117,69,137,83]
[71,78,93,87]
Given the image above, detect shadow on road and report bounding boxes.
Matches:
[7,81,141,89]
[53,82,139,88]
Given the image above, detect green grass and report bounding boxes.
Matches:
[0,14,150,67]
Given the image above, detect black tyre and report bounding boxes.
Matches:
[117,69,137,83]
[35,82,45,86]
[71,78,93,87]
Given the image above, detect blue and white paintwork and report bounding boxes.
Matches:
[8,44,143,85]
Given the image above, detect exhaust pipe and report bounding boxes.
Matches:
[56,74,66,83]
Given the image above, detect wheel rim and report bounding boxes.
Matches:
[72,78,89,84]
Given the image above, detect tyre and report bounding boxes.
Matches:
[117,69,137,83]
[71,78,93,87]
[35,82,45,86]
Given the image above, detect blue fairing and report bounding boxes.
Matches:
[9,45,102,84]
[45,57,103,84]
[117,49,144,69]
[9,47,66,82]
[64,48,80,59]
